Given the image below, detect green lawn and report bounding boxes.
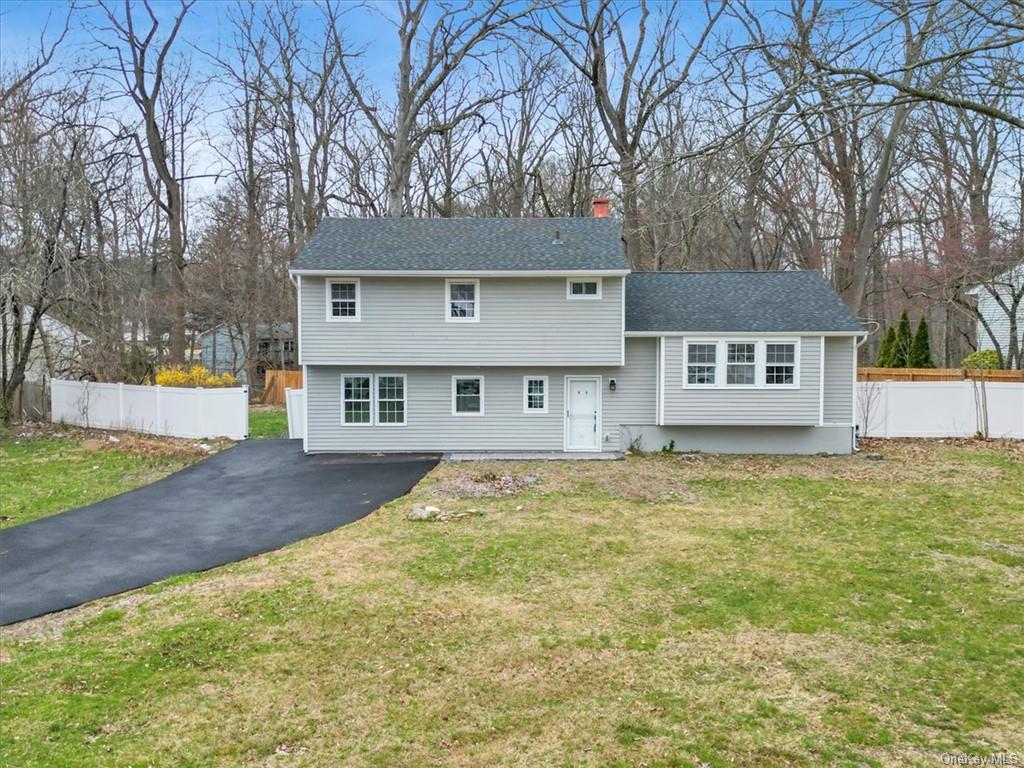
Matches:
[248,406,288,438]
[0,437,197,530]
[1,440,1022,766]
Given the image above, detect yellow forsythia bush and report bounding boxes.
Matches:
[154,365,239,388]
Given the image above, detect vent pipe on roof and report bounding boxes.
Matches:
[552,228,562,245]
[592,197,610,218]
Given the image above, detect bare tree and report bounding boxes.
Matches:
[531,0,726,266]
[339,0,533,216]
[94,0,198,363]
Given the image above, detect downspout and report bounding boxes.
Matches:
[853,330,872,451]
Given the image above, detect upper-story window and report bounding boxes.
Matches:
[446,279,479,322]
[327,279,360,321]
[567,278,602,299]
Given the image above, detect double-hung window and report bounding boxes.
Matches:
[686,343,718,385]
[328,279,360,321]
[342,375,372,424]
[726,342,756,386]
[523,376,548,413]
[452,376,483,415]
[376,375,406,424]
[683,339,800,389]
[765,343,796,386]
[446,279,479,322]
[342,373,406,426]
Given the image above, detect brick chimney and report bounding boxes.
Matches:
[591,197,610,218]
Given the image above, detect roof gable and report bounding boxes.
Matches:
[625,271,864,334]
[291,217,628,273]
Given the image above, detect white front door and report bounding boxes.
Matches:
[566,376,600,451]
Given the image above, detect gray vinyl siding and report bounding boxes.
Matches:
[299,275,622,366]
[662,336,821,425]
[823,336,855,424]
[975,280,1022,361]
[305,338,655,452]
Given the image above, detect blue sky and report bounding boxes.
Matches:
[0,0,402,86]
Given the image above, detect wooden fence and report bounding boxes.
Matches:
[858,367,1023,382]
[261,369,303,405]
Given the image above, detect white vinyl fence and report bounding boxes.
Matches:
[285,387,305,440]
[51,379,249,440]
[857,380,1023,439]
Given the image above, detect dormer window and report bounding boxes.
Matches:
[446,279,479,322]
[567,278,602,299]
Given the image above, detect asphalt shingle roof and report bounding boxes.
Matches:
[625,271,864,333]
[291,217,628,272]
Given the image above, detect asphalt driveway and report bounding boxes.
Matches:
[0,440,438,625]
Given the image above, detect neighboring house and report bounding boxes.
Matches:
[289,209,865,455]
[199,322,296,384]
[967,264,1023,368]
[3,306,90,383]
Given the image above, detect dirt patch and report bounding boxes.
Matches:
[11,422,231,458]
[431,471,539,499]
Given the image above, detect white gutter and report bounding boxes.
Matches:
[289,269,631,278]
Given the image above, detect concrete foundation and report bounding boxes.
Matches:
[620,424,855,455]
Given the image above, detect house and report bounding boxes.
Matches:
[966,264,1023,369]
[199,322,296,384]
[2,306,91,419]
[289,208,865,455]
[3,306,90,383]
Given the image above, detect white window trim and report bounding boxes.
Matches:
[723,339,760,389]
[451,375,485,416]
[445,279,480,323]
[682,339,801,390]
[340,373,407,427]
[522,376,549,414]
[764,340,801,390]
[341,373,373,426]
[566,277,603,299]
[375,373,408,427]
[683,340,720,389]
[326,278,361,322]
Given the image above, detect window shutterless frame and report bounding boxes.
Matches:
[522,376,548,414]
[445,279,480,322]
[451,375,484,415]
[566,277,602,299]
[375,373,408,426]
[340,373,407,426]
[681,339,801,389]
[341,373,373,425]
[326,278,360,322]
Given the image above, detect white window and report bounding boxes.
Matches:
[342,375,372,424]
[686,343,717,386]
[327,279,360,321]
[446,279,479,322]
[567,278,602,299]
[376,375,407,425]
[683,339,801,389]
[726,342,757,386]
[342,373,406,426]
[452,376,483,415]
[765,343,797,386]
[523,376,548,413]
